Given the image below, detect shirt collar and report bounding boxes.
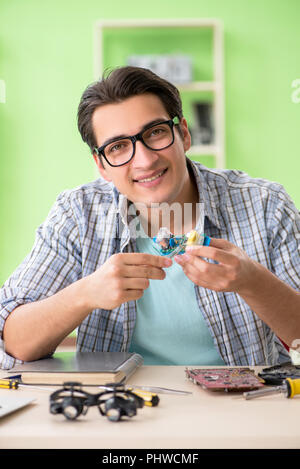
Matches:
[187,159,225,230]
[112,185,128,224]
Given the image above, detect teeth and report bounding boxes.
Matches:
[137,170,165,183]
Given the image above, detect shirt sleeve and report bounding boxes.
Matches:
[267,185,300,290]
[0,190,83,369]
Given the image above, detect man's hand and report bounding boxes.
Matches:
[174,237,300,348]
[174,238,257,294]
[4,252,172,362]
[84,253,172,310]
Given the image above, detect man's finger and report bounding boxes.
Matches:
[175,252,223,275]
[181,264,213,288]
[124,289,145,301]
[206,237,232,249]
[123,265,167,280]
[185,243,234,265]
[123,277,150,290]
[120,252,172,268]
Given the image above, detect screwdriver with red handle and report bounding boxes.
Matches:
[244,378,300,400]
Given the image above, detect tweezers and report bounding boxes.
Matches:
[129,385,192,395]
[98,384,192,395]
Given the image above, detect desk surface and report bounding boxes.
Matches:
[0,365,299,449]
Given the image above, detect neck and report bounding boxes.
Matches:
[136,169,200,238]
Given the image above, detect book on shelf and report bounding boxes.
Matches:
[8,351,143,385]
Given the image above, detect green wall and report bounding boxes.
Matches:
[0,0,300,284]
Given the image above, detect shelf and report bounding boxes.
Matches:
[177,81,219,92]
[95,19,222,29]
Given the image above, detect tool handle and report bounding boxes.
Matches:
[128,388,160,407]
[0,379,19,389]
[285,378,300,398]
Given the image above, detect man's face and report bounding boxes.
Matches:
[92,93,193,207]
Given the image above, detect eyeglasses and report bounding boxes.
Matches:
[94,116,180,167]
[50,382,145,421]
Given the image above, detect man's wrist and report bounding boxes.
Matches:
[64,277,95,316]
[235,259,266,299]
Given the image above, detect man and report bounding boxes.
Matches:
[1,66,299,369]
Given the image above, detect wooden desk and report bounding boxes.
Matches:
[0,365,299,449]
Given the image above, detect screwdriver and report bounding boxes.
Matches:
[244,378,300,400]
[0,378,19,389]
[127,388,160,407]
[0,378,53,391]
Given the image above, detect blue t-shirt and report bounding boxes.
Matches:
[129,228,224,366]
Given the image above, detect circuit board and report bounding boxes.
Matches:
[185,367,265,392]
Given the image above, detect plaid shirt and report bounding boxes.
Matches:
[1,160,298,369]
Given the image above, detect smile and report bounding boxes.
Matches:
[134,169,167,183]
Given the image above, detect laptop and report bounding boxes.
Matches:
[0,394,35,418]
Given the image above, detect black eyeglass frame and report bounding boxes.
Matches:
[49,381,144,421]
[93,116,180,167]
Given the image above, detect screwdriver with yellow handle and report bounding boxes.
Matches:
[0,378,53,391]
[0,378,19,389]
[128,388,160,407]
[244,378,300,400]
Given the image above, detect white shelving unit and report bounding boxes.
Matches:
[94,19,225,169]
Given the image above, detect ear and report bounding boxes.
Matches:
[92,153,112,182]
[179,118,192,152]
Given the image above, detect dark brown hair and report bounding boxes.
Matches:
[77,66,183,152]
